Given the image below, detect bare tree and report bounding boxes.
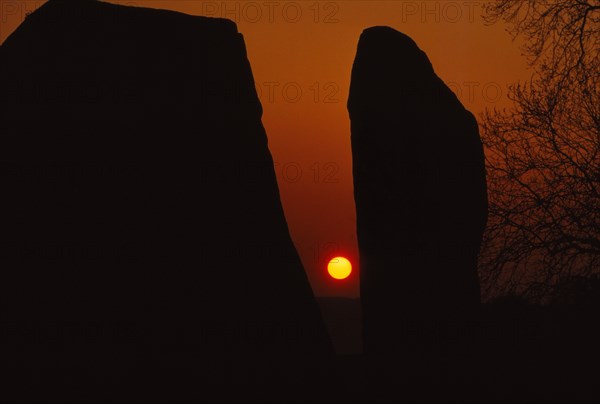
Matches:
[479,0,600,301]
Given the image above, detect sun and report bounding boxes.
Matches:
[327,257,352,280]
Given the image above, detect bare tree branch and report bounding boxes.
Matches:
[479,1,599,301]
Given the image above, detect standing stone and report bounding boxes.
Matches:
[0,0,332,399]
[348,27,488,354]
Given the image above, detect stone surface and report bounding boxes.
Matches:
[348,26,488,354]
[0,0,332,397]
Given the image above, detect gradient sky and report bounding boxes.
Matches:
[1,0,530,297]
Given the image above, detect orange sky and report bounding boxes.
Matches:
[1,1,530,297]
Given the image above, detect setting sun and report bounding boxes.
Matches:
[327,257,352,280]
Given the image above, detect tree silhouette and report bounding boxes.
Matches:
[479,0,599,300]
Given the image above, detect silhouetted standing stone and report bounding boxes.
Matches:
[0,0,332,399]
[348,27,488,354]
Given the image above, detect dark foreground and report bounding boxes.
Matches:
[4,297,599,403]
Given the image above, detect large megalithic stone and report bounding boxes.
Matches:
[348,27,488,354]
[0,0,332,398]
